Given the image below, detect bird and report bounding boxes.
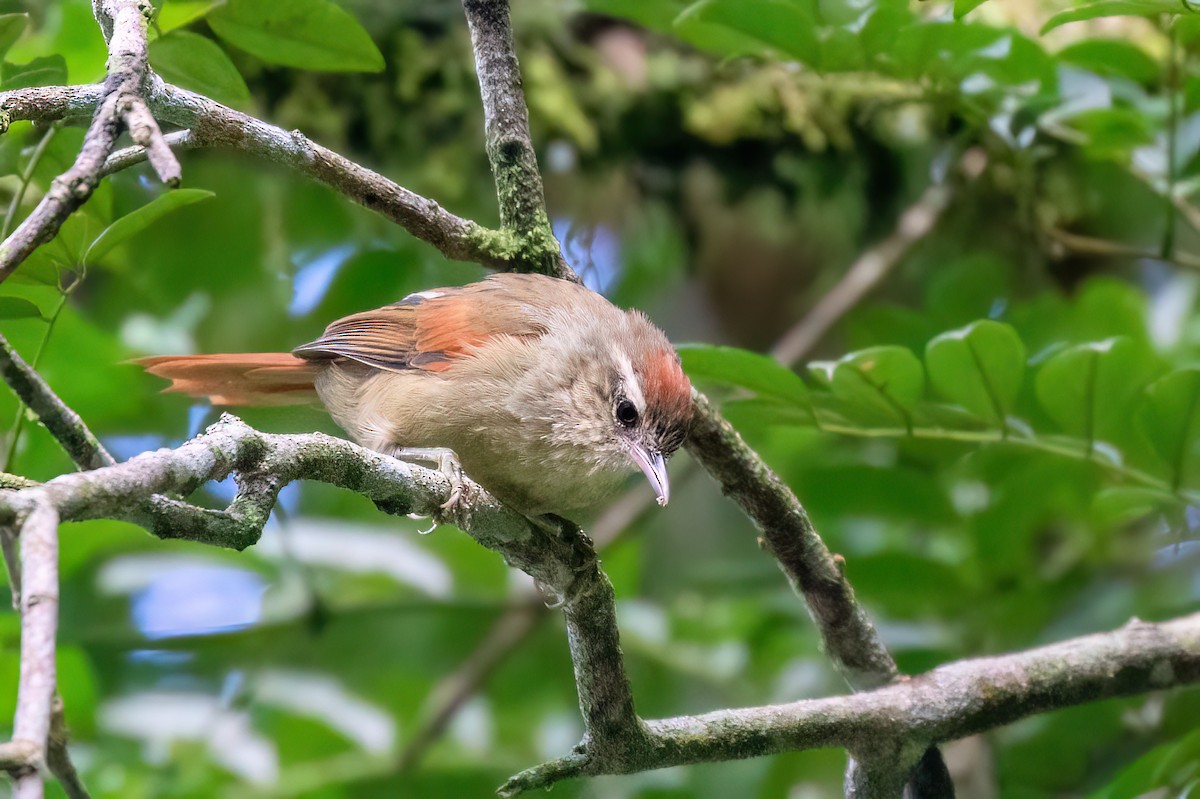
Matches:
[138,272,693,520]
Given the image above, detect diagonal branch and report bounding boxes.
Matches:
[0,0,177,284]
[396,475,665,772]
[770,148,988,366]
[0,82,529,272]
[0,332,114,471]
[686,393,897,687]
[500,612,1200,794]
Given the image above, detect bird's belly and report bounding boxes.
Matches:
[315,365,631,517]
[456,444,632,517]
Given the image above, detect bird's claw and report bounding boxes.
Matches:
[386,446,470,519]
[435,450,468,513]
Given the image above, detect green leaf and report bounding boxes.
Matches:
[828,346,924,429]
[149,31,250,106]
[0,297,44,320]
[155,0,224,33]
[678,344,810,405]
[925,320,1025,426]
[1062,108,1156,156]
[1,55,67,90]
[8,253,61,286]
[954,0,989,19]
[1091,486,1175,527]
[1034,338,1154,452]
[1094,726,1200,799]
[208,0,385,73]
[1056,39,1159,84]
[84,189,215,266]
[678,0,820,67]
[1137,369,1200,489]
[848,552,967,618]
[1041,0,1185,35]
[585,0,684,30]
[0,13,28,59]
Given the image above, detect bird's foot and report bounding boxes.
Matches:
[388,446,469,514]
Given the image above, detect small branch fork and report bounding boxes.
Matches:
[0,0,1195,798]
[0,0,179,284]
[1,415,1197,797]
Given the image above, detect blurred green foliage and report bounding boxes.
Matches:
[1,0,1199,797]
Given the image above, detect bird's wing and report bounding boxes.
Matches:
[292,274,565,373]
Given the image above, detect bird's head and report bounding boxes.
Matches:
[550,310,693,506]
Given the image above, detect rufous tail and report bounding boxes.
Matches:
[137,353,320,406]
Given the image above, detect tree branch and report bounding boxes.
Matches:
[9,500,58,799]
[500,612,1200,794]
[0,332,114,470]
[461,0,572,279]
[770,149,988,366]
[396,471,678,772]
[2,80,533,272]
[687,393,895,688]
[1047,227,1200,273]
[0,0,177,284]
[685,396,957,797]
[0,9,1184,797]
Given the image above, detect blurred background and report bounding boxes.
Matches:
[0,0,1199,796]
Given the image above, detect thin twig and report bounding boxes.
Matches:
[2,126,59,240]
[46,696,90,799]
[99,128,194,177]
[396,602,546,772]
[771,149,988,366]
[1,524,19,608]
[1048,227,1200,272]
[0,0,177,284]
[1164,23,1180,261]
[4,294,73,473]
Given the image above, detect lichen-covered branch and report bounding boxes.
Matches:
[0,81,523,271]
[0,415,585,595]
[686,394,896,689]
[500,612,1200,794]
[0,0,177,284]
[461,0,573,279]
[684,393,952,796]
[396,476,672,772]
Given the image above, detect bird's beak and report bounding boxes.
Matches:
[629,445,670,506]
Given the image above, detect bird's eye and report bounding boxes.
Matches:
[615,398,639,427]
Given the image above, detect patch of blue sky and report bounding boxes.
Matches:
[290,244,355,317]
[553,218,620,295]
